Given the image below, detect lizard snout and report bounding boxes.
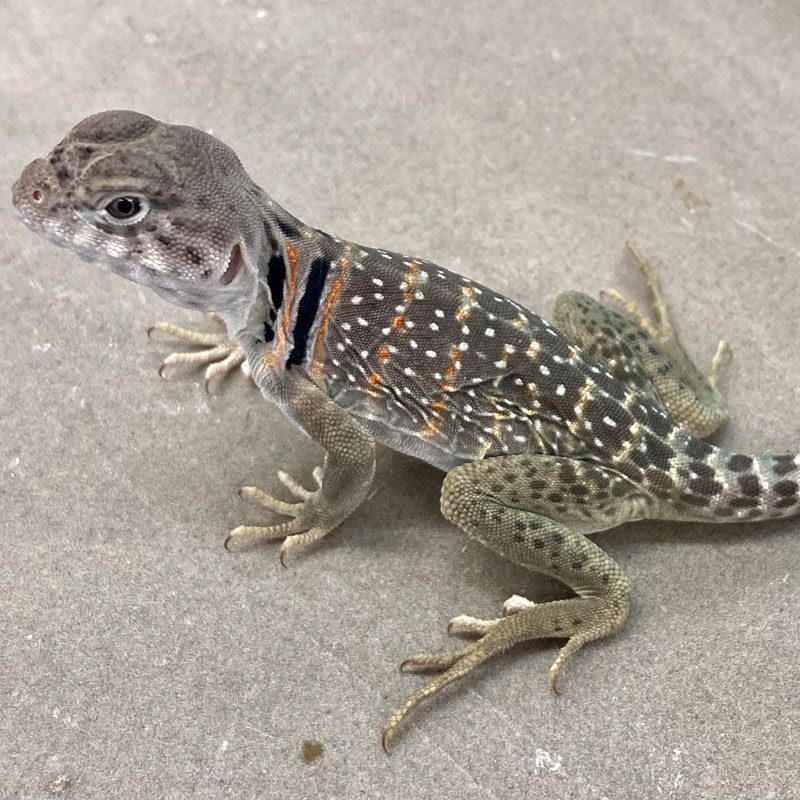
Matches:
[11,158,59,223]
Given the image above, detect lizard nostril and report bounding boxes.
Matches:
[32,189,43,203]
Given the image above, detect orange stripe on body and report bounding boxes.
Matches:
[390,262,420,332]
[456,286,474,322]
[367,371,382,396]
[442,345,461,392]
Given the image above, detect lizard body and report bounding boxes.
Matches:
[12,111,799,749]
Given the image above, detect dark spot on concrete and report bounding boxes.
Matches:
[301,739,324,764]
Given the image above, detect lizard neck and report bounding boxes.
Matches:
[233,193,349,380]
[219,194,323,339]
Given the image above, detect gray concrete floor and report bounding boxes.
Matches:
[2,1,798,798]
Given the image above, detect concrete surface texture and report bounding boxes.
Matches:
[1,1,798,798]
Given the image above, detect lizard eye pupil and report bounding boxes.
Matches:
[106,196,141,219]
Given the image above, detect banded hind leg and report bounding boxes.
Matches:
[553,242,731,437]
[381,455,655,750]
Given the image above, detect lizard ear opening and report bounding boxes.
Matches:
[220,242,244,285]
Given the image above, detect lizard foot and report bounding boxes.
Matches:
[381,595,623,752]
[147,317,250,392]
[601,241,732,387]
[225,467,333,564]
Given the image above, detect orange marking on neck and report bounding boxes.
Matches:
[377,345,391,364]
[280,243,300,345]
[430,399,447,413]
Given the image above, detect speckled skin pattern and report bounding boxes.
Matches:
[12,111,799,749]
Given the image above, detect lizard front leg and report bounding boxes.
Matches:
[225,357,376,563]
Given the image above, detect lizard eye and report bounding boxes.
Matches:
[102,195,149,224]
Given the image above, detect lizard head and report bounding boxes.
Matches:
[12,110,262,321]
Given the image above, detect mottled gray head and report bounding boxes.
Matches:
[12,110,263,318]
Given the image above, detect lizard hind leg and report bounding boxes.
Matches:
[381,455,644,751]
[553,242,731,437]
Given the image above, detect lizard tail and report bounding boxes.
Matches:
[663,429,800,522]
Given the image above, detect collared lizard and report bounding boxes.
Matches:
[12,111,799,750]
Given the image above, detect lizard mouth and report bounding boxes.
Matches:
[220,242,244,285]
